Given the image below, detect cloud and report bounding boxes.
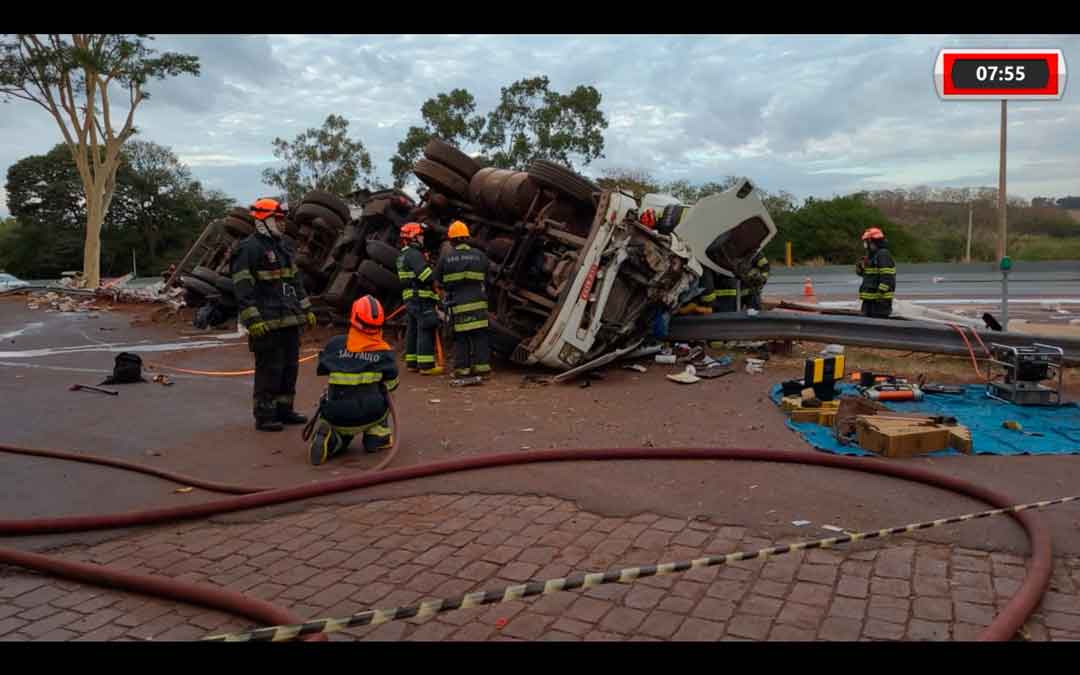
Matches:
[2,34,1079,220]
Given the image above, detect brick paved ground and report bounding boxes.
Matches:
[2,494,1078,642]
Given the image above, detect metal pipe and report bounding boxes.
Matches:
[668,311,1080,365]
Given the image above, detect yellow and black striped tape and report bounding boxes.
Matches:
[203,494,1079,642]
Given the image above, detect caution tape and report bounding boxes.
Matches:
[202,494,1079,642]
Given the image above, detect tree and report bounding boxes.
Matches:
[662,177,741,203]
[0,34,200,287]
[5,142,231,278]
[262,114,375,206]
[595,168,660,198]
[389,89,485,188]
[478,76,607,171]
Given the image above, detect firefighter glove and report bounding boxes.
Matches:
[307,312,318,329]
[248,321,269,338]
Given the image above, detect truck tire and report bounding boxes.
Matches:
[190,266,234,295]
[228,207,255,224]
[469,167,498,206]
[181,275,221,301]
[527,160,598,205]
[497,172,539,221]
[423,138,481,181]
[222,217,253,239]
[356,259,401,295]
[293,202,344,231]
[414,158,469,200]
[300,190,351,226]
[365,240,400,270]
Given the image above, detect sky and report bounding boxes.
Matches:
[1,34,1078,217]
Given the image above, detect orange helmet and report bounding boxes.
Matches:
[250,198,286,221]
[350,295,384,330]
[400,222,424,243]
[448,220,470,239]
[861,227,885,241]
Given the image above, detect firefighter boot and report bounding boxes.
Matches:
[276,404,308,425]
[256,418,284,432]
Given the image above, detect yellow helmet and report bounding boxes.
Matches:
[448,220,470,239]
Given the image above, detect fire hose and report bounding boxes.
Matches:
[0,445,1063,642]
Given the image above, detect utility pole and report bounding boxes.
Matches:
[965,203,973,263]
[997,100,1007,261]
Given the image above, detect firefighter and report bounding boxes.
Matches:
[856,227,896,318]
[306,295,398,466]
[396,222,442,375]
[709,271,740,312]
[739,252,770,311]
[434,220,492,378]
[231,198,317,432]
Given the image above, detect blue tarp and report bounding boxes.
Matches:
[770,383,1080,456]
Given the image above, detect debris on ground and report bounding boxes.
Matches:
[152,374,174,387]
[655,352,677,365]
[745,358,765,374]
[623,364,648,373]
[666,365,701,384]
[450,376,483,387]
[821,344,845,356]
[69,384,118,396]
[791,520,811,527]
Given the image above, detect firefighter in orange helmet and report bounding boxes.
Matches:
[306,295,398,465]
[856,227,896,318]
[396,222,442,374]
[231,198,317,432]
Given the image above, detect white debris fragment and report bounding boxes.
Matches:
[821,344,844,355]
[792,520,811,527]
[821,525,846,533]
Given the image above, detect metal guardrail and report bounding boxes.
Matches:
[668,311,1080,366]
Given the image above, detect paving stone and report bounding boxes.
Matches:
[1040,591,1080,616]
[1044,612,1080,632]
[840,560,873,579]
[18,604,59,622]
[829,597,867,621]
[818,617,863,641]
[66,609,124,633]
[705,580,749,602]
[460,561,499,581]
[480,545,520,564]
[913,574,950,597]
[500,612,555,640]
[584,583,630,603]
[726,613,771,640]
[692,598,736,622]
[952,556,991,574]
[796,564,838,586]
[599,607,646,634]
[670,580,707,602]
[787,582,832,607]
[33,628,77,641]
[776,602,824,630]
[582,630,623,641]
[753,579,789,599]
[952,622,984,641]
[953,585,995,605]
[868,595,909,624]
[566,597,610,623]
[952,571,992,592]
[658,596,695,614]
[863,619,905,641]
[500,562,540,582]
[0,577,48,601]
[870,577,910,598]
[0,617,28,637]
[624,585,667,610]
[517,546,558,566]
[672,530,710,547]
[907,619,950,641]
[548,617,592,637]
[913,596,953,621]
[836,575,869,599]
[639,610,685,638]
[12,586,67,609]
[769,624,817,641]
[915,556,947,577]
[993,563,1027,580]
[874,548,914,579]
[740,595,782,618]
[21,610,79,638]
[954,601,995,626]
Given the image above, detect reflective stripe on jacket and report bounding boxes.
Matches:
[434,243,490,332]
[397,246,438,303]
[231,233,309,330]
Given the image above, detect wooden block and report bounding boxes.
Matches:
[855,417,954,458]
[781,396,803,412]
[949,427,973,454]
[790,409,823,423]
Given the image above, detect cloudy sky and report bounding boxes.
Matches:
[1,34,1077,216]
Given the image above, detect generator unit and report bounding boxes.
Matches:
[986,343,1064,406]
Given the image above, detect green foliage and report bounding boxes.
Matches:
[595,168,660,199]
[776,194,920,264]
[4,142,231,278]
[262,114,374,206]
[392,77,608,183]
[389,89,484,188]
[1009,234,1080,261]
[479,76,607,171]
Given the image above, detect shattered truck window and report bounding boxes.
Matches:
[705,216,770,271]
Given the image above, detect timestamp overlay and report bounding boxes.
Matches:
[934,49,1067,100]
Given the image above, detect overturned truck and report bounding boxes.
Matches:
[170,139,777,371]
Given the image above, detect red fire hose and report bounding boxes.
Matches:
[0,445,1053,642]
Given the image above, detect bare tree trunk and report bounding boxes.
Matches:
[83,192,104,288]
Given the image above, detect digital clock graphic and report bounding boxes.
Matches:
[934,49,1067,100]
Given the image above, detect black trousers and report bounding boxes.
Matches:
[404,303,437,370]
[452,329,491,376]
[861,300,893,319]
[251,325,300,420]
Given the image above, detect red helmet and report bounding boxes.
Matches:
[400,222,424,243]
[861,227,885,241]
[350,295,384,330]
[250,198,286,221]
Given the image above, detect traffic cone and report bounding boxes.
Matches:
[803,277,816,302]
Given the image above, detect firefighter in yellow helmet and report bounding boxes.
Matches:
[433,220,492,378]
[231,198,317,432]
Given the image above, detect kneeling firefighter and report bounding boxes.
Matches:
[396,222,442,375]
[305,296,398,466]
[433,220,492,378]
